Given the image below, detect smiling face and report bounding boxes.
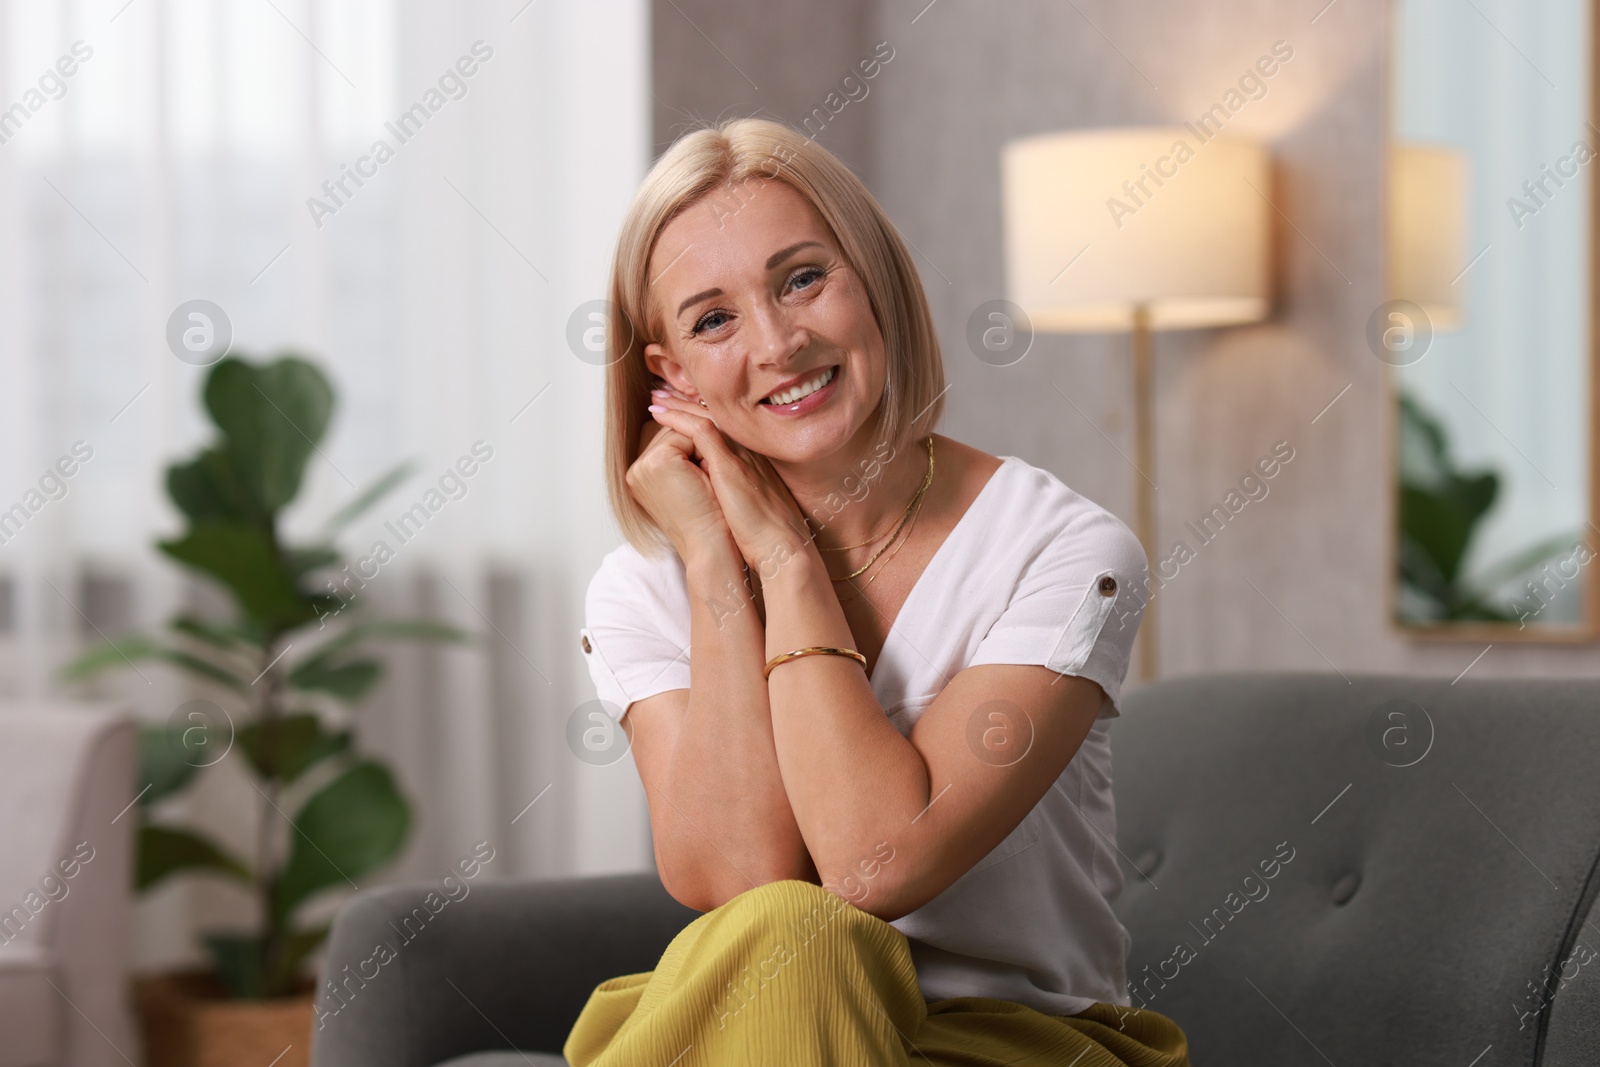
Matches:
[642,177,889,465]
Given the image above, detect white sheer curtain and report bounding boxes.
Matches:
[0,0,652,969]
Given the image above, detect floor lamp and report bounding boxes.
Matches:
[1001,127,1272,681]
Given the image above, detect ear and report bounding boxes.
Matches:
[643,341,695,394]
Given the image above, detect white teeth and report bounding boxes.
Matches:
[765,366,835,406]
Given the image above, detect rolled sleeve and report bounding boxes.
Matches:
[581,545,693,721]
[967,508,1149,718]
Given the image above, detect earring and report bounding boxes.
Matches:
[697,397,708,409]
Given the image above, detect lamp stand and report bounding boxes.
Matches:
[1131,303,1158,683]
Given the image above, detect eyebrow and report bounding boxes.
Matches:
[673,240,827,319]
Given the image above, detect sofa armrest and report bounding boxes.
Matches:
[1539,872,1600,1066]
[310,872,698,1067]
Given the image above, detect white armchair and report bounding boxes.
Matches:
[0,703,138,1067]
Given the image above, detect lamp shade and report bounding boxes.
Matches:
[1388,142,1467,330]
[1001,127,1271,332]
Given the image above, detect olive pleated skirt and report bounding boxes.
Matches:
[565,879,1191,1066]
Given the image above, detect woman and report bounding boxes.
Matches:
[570,117,1192,1066]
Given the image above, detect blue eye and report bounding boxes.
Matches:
[691,309,729,335]
[690,266,828,336]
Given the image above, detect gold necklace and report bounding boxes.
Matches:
[816,453,909,553]
[836,486,927,604]
[811,437,931,553]
[828,435,935,584]
[817,521,896,553]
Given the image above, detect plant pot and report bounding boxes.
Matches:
[132,969,315,1067]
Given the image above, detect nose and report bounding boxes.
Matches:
[750,294,808,369]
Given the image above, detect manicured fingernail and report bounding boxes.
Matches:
[650,388,668,397]
[647,404,666,413]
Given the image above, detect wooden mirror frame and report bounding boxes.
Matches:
[1381,0,1600,643]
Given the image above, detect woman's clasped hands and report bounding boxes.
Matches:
[626,383,815,581]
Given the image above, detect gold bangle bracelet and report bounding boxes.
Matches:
[763,646,868,680]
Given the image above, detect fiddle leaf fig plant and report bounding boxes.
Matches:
[62,353,467,999]
[1397,389,1583,623]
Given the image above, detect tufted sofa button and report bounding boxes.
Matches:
[1331,873,1361,905]
[1132,848,1162,877]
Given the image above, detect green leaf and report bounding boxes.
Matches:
[1398,535,1451,615]
[171,614,259,652]
[202,933,266,999]
[304,619,470,667]
[59,633,165,681]
[162,649,252,693]
[1400,484,1478,587]
[319,460,418,537]
[204,356,334,515]
[57,633,249,693]
[1396,390,1506,610]
[284,545,341,579]
[166,449,258,527]
[137,725,201,806]
[159,522,314,630]
[1467,529,1589,602]
[138,825,252,892]
[284,619,467,704]
[286,657,382,701]
[274,762,410,921]
[239,713,351,783]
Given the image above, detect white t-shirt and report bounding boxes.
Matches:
[579,454,1148,1016]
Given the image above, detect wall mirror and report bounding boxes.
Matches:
[1385,0,1600,639]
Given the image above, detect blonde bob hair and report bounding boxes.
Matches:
[603,116,947,556]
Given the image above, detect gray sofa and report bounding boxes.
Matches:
[311,672,1600,1066]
